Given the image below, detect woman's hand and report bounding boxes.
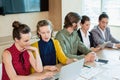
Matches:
[38,72,54,80]
[25,46,38,53]
[44,66,59,71]
[115,44,120,49]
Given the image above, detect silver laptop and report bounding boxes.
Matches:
[59,59,85,80]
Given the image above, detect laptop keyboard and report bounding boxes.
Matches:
[43,77,59,80]
[43,77,53,80]
[43,67,105,80]
[43,72,60,80]
[54,72,60,80]
[79,67,104,79]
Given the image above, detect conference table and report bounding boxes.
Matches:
[31,48,120,80]
[86,48,120,66]
[85,48,120,80]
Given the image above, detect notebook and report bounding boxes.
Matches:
[59,59,85,80]
[80,67,105,80]
[99,41,110,49]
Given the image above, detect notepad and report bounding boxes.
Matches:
[99,41,110,49]
[80,67,105,80]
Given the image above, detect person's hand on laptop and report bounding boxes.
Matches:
[66,58,78,64]
[90,47,101,52]
[40,72,55,80]
[44,66,59,71]
[84,52,96,62]
[73,58,79,62]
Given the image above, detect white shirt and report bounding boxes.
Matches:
[98,27,106,40]
[80,29,90,48]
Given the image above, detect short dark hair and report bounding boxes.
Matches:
[64,12,81,28]
[99,12,109,21]
[81,15,90,24]
[12,21,31,40]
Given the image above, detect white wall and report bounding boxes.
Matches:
[0,11,49,63]
[0,12,49,37]
[62,0,82,26]
[0,63,1,79]
[110,26,120,40]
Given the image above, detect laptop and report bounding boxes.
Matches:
[59,59,85,80]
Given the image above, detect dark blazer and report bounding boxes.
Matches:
[91,26,120,48]
[77,29,96,48]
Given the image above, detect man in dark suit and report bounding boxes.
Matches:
[91,12,120,48]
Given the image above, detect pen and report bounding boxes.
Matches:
[83,65,91,68]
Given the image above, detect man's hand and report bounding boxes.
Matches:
[85,52,96,62]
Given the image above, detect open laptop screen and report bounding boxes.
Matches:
[59,59,85,80]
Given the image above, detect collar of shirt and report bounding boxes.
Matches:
[98,26,106,40]
[63,28,74,36]
[80,29,90,48]
[80,29,90,37]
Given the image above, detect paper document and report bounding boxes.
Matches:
[99,41,110,49]
[79,67,105,80]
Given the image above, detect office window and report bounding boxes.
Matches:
[24,0,40,11]
[82,0,120,26]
